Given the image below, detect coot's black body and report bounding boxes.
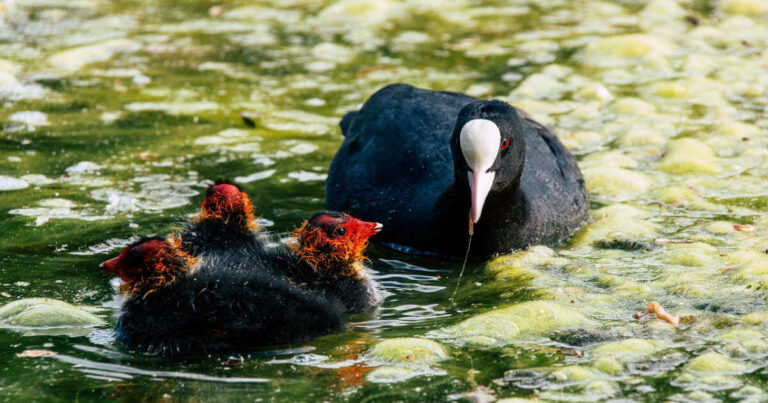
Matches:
[116,248,378,356]
[269,252,381,315]
[116,253,378,356]
[177,219,260,258]
[326,84,588,259]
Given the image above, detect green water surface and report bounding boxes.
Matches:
[1,0,768,401]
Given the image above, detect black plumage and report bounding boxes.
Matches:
[115,250,347,356]
[267,250,380,315]
[106,212,382,356]
[326,83,588,259]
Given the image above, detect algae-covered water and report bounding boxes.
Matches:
[2,0,768,401]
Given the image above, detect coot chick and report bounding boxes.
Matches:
[100,235,195,296]
[177,179,263,258]
[99,213,382,356]
[326,83,588,259]
[285,211,383,314]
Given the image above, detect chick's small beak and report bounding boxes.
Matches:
[359,221,383,237]
[100,257,119,273]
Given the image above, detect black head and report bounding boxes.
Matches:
[450,100,526,226]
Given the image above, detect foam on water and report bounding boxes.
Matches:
[0,175,28,190]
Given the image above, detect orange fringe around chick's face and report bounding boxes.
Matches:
[197,181,258,232]
[292,212,382,278]
[100,236,197,296]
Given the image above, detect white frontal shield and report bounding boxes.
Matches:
[459,119,501,224]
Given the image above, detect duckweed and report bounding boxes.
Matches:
[431,301,598,347]
[2,0,768,400]
[368,338,447,364]
[0,298,104,328]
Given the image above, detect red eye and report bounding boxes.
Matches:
[500,138,510,150]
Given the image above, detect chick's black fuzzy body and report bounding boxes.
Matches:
[115,250,349,356]
[270,251,381,314]
[115,238,380,356]
[177,219,261,258]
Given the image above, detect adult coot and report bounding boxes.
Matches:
[326,84,588,259]
[100,212,382,356]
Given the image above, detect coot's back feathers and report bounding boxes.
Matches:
[339,111,357,137]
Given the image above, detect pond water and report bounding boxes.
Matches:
[1,0,768,401]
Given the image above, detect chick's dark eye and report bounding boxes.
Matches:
[500,138,510,150]
[334,227,347,237]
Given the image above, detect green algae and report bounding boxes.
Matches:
[591,357,624,376]
[706,221,735,235]
[673,351,751,393]
[549,365,602,384]
[365,366,445,384]
[591,338,667,362]
[368,338,447,364]
[365,338,448,384]
[720,0,768,14]
[487,246,569,282]
[744,310,768,325]
[658,138,720,175]
[0,298,104,327]
[9,305,102,327]
[0,298,72,320]
[571,205,657,249]
[579,33,675,61]
[504,365,617,401]
[685,352,748,373]
[662,242,719,267]
[431,301,598,347]
[582,167,651,200]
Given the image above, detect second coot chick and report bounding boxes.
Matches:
[285,212,382,314]
[177,179,262,258]
[100,212,382,356]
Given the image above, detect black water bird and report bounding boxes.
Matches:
[326,83,588,259]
